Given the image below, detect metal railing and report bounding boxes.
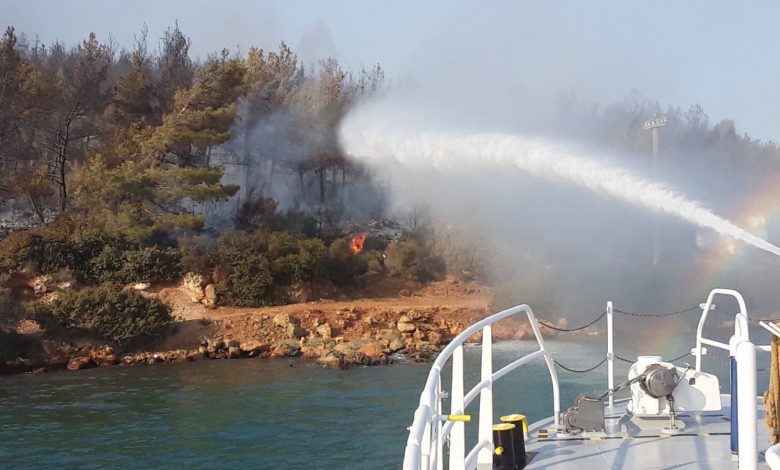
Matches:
[402,304,559,470]
[404,289,778,470]
[690,289,768,470]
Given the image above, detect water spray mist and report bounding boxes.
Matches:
[340,122,780,258]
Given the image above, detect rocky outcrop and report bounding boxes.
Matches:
[317,350,348,369]
[273,313,299,328]
[315,322,332,339]
[90,346,119,366]
[270,341,300,358]
[32,275,53,295]
[315,338,388,369]
[376,329,405,353]
[181,273,208,303]
[67,356,96,370]
[10,285,496,375]
[239,340,270,357]
[396,316,416,333]
[29,272,75,302]
[203,285,217,308]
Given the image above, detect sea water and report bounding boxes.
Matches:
[0,339,765,469]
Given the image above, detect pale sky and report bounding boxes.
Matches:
[5,1,780,142]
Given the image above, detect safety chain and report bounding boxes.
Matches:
[704,351,731,365]
[540,302,779,373]
[539,305,702,334]
[538,310,607,332]
[553,357,607,373]
[540,305,780,331]
[615,351,692,364]
[613,306,700,318]
[555,350,771,373]
[555,352,689,374]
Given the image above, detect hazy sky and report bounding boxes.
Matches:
[5,1,780,141]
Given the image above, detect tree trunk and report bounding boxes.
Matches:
[340,164,346,208]
[318,168,325,204]
[52,102,80,213]
[29,193,45,224]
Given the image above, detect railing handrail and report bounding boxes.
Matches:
[688,288,766,470]
[403,304,560,470]
[695,288,750,371]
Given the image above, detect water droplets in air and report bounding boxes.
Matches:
[340,120,780,258]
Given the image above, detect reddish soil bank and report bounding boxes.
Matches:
[3,276,562,375]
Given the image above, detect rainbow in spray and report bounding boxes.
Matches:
[692,183,780,290]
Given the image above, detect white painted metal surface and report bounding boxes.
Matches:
[767,443,780,469]
[523,395,769,469]
[607,300,614,408]
[448,346,465,470]
[695,289,750,371]
[402,304,560,470]
[476,325,493,470]
[738,340,758,470]
[405,288,777,469]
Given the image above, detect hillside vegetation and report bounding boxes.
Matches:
[2,23,780,347]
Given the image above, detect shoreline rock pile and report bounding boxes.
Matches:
[5,304,497,375]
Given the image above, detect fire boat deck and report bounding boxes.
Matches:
[525,396,770,469]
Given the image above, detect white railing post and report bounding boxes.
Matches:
[421,416,431,470]
[436,380,443,470]
[526,309,561,426]
[695,288,748,372]
[695,298,713,372]
[607,300,614,408]
[404,304,563,469]
[736,340,757,470]
[449,345,465,470]
[476,325,493,470]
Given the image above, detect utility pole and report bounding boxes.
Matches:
[644,116,668,265]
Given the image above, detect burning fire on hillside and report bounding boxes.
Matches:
[350,232,367,254]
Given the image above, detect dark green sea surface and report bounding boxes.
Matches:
[0,338,760,469]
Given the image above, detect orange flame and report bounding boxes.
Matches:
[350,232,367,254]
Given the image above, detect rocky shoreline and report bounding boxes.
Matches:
[4,303,557,375]
[3,275,566,375]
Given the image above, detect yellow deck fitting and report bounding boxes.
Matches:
[447,414,471,422]
[500,413,529,436]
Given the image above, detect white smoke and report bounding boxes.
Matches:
[339,109,780,258]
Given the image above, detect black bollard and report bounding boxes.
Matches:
[492,423,517,470]
[500,414,527,468]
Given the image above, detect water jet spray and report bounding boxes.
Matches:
[340,121,780,259]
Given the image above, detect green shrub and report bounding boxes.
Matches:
[214,253,276,306]
[235,197,279,231]
[86,245,126,283]
[385,237,445,283]
[0,229,181,285]
[178,235,214,277]
[327,237,367,285]
[272,209,320,237]
[0,287,24,329]
[121,246,181,283]
[0,231,79,274]
[0,330,26,363]
[31,283,172,342]
[267,232,328,283]
[210,230,330,306]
